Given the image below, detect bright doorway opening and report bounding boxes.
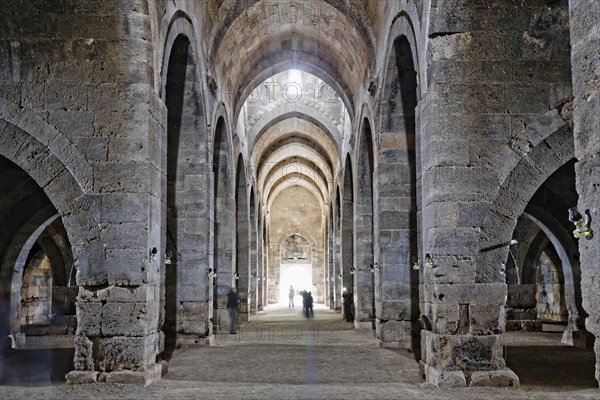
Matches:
[279,264,312,305]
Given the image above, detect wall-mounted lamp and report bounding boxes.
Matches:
[164,250,173,265]
[234,272,239,280]
[207,268,217,278]
[350,267,355,275]
[338,274,343,279]
[412,257,420,270]
[425,254,434,268]
[369,263,380,272]
[149,247,158,262]
[569,208,593,240]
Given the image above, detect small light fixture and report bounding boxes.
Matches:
[425,254,434,268]
[569,208,593,240]
[350,267,355,275]
[412,257,420,270]
[370,263,380,272]
[338,274,343,279]
[234,272,239,280]
[149,247,158,262]
[207,268,217,278]
[164,250,173,265]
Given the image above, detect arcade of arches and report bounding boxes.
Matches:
[0,0,599,395]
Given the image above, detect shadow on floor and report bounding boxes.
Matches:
[505,345,597,388]
[0,348,74,386]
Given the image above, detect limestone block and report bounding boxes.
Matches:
[180,301,207,320]
[425,364,466,388]
[469,304,505,335]
[424,256,476,285]
[430,283,507,304]
[381,283,414,301]
[65,370,98,384]
[102,301,156,336]
[97,285,152,303]
[431,303,459,335]
[99,193,149,223]
[96,334,158,371]
[104,363,162,386]
[76,301,102,336]
[468,369,520,388]
[73,335,94,371]
[380,320,417,345]
[379,299,414,321]
[426,226,479,254]
[423,331,505,371]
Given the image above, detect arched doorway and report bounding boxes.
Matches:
[0,155,76,383]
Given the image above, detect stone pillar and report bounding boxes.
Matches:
[341,183,354,314]
[569,0,600,387]
[213,124,235,328]
[257,219,265,311]
[62,1,163,385]
[334,209,342,312]
[328,218,336,309]
[376,33,420,348]
[249,213,258,315]
[267,242,280,304]
[418,0,572,387]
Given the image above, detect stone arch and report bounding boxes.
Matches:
[249,106,343,154]
[249,187,259,315]
[0,122,105,285]
[478,125,575,283]
[341,155,354,314]
[7,211,59,327]
[162,31,211,354]
[327,202,335,310]
[235,154,250,321]
[522,210,581,337]
[353,117,376,326]
[376,17,421,349]
[212,115,235,325]
[158,8,209,118]
[235,62,354,129]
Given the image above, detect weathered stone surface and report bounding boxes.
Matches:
[0,0,596,392]
[468,369,520,388]
[65,371,98,384]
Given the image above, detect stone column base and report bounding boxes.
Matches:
[354,320,374,330]
[66,363,163,386]
[377,319,420,351]
[420,361,520,388]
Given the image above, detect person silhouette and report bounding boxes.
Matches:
[226,287,240,334]
[288,285,296,308]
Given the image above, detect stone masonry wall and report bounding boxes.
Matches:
[569,0,600,386]
[0,0,166,385]
[420,0,572,387]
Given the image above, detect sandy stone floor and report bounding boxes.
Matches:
[1,305,598,400]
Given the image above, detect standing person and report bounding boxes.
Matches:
[306,291,314,318]
[288,285,296,308]
[343,289,353,323]
[226,287,240,334]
